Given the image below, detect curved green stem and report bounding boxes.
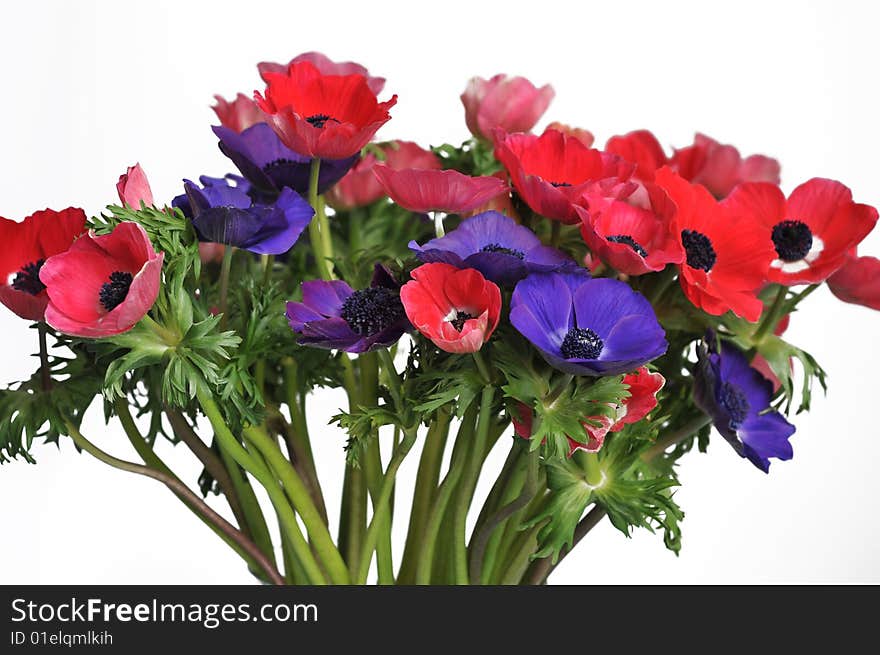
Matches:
[452,384,496,584]
[641,414,711,462]
[354,427,418,584]
[196,388,326,584]
[243,424,349,585]
[377,348,403,410]
[415,407,476,584]
[307,159,335,280]
[469,447,538,585]
[753,284,788,343]
[398,407,451,584]
[65,419,284,586]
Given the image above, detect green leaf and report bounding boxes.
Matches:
[522,458,593,562]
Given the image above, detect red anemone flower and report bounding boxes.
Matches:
[461,74,554,143]
[545,122,594,148]
[117,163,154,209]
[400,263,501,353]
[373,166,508,214]
[670,133,780,199]
[576,183,683,276]
[212,93,266,133]
[327,141,442,210]
[655,167,773,322]
[0,208,87,321]
[611,367,665,432]
[828,252,880,311]
[723,179,878,285]
[494,127,636,224]
[258,52,386,95]
[39,222,163,338]
[255,61,397,160]
[604,130,668,183]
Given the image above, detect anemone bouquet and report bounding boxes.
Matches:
[3,52,879,586]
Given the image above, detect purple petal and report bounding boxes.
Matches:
[301,279,353,317]
[286,301,324,332]
[240,187,315,255]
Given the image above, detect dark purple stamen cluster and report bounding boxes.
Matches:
[549,181,572,188]
[340,287,405,336]
[305,114,339,129]
[771,220,813,262]
[11,259,46,296]
[606,234,648,258]
[450,311,474,332]
[99,271,134,312]
[681,229,716,272]
[480,243,526,260]
[720,381,750,428]
[560,326,604,359]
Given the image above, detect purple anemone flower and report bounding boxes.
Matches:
[182,175,314,255]
[286,265,410,353]
[408,210,573,285]
[693,336,795,473]
[172,174,247,218]
[213,124,358,200]
[510,271,667,376]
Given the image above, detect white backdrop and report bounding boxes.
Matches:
[1,0,878,584]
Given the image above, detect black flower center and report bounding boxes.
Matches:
[606,234,648,258]
[480,243,526,260]
[340,287,405,336]
[681,229,716,272]
[549,181,572,188]
[560,327,604,359]
[771,220,813,262]
[11,259,46,295]
[720,381,750,428]
[450,311,474,332]
[305,114,340,129]
[264,158,300,172]
[99,271,134,312]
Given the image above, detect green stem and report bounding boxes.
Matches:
[753,284,788,343]
[267,411,328,525]
[377,348,403,410]
[397,407,451,584]
[469,447,538,585]
[282,359,322,503]
[641,414,711,462]
[215,437,276,569]
[140,314,179,345]
[498,523,542,585]
[261,254,274,287]
[354,427,418,584]
[218,246,234,330]
[37,322,51,391]
[196,388,327,584]
[480,456,530,584]
[307,159,335,280]
[415,406,477,585]
[164,408,251,543]
[359,354,394,585]
[243,425,350,585]
[523,504,607,585]
[550,220,561,248]
[452,385,496,584]
[433,211,445,238]
[472,351,492,384]
[65,419,284,585]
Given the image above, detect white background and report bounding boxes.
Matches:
[1,0,878,584]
